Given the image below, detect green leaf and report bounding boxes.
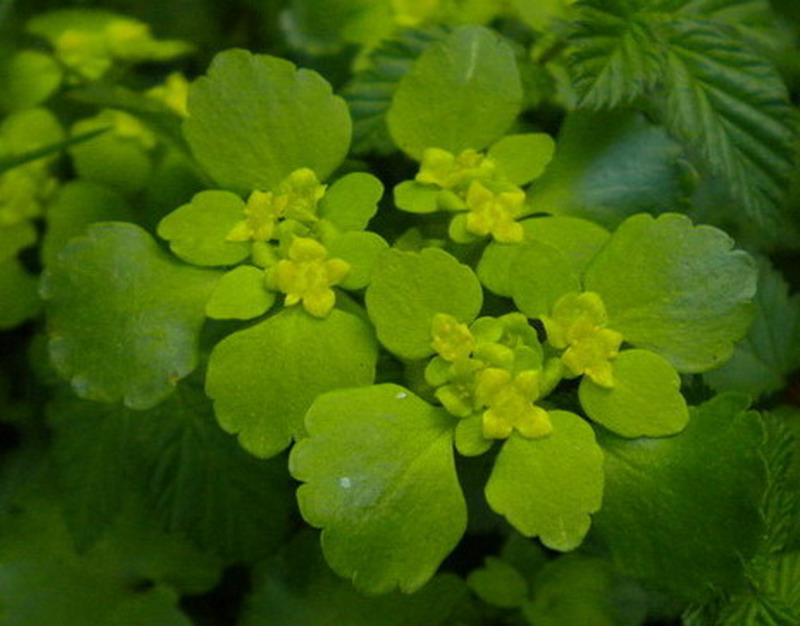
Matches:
[393,180,441,214]
[0,221,36,263]
[705,259,800,398]
[467,556,529,609]
[157,190,251,267]
[205,265,274,320]
[41,181,132,268]
[584,213,757,373]
[184,49,351,193]
[40,223,219,409]
[365,247,483,360]
[579,349,689,438]
[485,411,605,551]
[455,414,494,457]
[318,172,384,232]
[528,110,689,229]
[591,393,767,601]
[327,231,389,290]
[488,133,556,186]
[342,27,447,155]
[0,256,40,329]
[206,307,377,458]
[387,25,523,158]
[509,241,581,317]
[290,384,466,593]
[3,50,62,110]
[241,532,474,625]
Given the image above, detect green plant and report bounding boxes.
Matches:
[2,1,800,624]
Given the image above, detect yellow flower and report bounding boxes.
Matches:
[464,180,525,243]
[431,313,475,362]
[542,292,623,388]
[416,147,496,189]
[475,368,552,439]
[227,190,283,242]
[266,237,350,318]
[278,168,326,223]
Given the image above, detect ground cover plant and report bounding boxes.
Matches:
[1,0,800,624]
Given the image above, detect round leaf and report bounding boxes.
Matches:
[205,265,274,320]
[387,25,523,158]
[488,133,556,186]
[157,190,250,267]
[365,247,483,360]
[584,213,757,372]
[290,384,466,593]
[206,307,377,458]
[327,231,389,290]
[393,181,440,214]
[318,172,383,232]
[40,223,219,409]
[485,411,604,551]
[509,241,581,318]
[579,349,689,438]
[184,49,351,192]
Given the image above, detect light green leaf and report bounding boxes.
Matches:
[509,241,581,317]
[40,223,219,409]
[41,181,131,268]
[206,307,377,458]
[387,25,523,159]
[467,556,529,609]
[290,384,465,593]
[206,265,274,320]
[485,411,604,551]
[184,49,351,193]
[365,247,483,360]
[705,259,800,398]
[157,190,251,267]
[488,133,556,186]
[327,231,388,290]
[592,393,767,602]
[0,221,36,263]
[455,414,494,457]
[511,0,573,31]
[241,532,474,626]
[318,172,384,232]
[579,349,689,438]
[0,256,40,329]
[393,180,440,214]
[584,213,757,373]
[3,50,62,110]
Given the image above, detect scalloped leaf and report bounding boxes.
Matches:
[365,247,483,360]
[206,307,377,458]
[205,265,274,320]
[184,49,351,192]
[579,349,689,438]
[318,172,384,232]
[488,133,556,187]
[387,25,523,158]
[485,411,604,551]
[584,213,757,373]
[290,384,465,594]
[40,223,219,409]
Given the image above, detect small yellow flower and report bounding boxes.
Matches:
[266,237,350,318]
[464,180,525,243]
[277,168,326,223]
[416,148,496,189]
[431,313,475,362]
[475,368,552,439]
[542,292,623,388]
[227,190,283,242]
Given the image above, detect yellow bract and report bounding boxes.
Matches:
[416,147,496,189]
[464,180,525,243]
[146,72,190,117]
[543,292,623,388]
[475,368,552,439]
[266,237,350,318]
[226,168,326,243]
[431,313,475,362]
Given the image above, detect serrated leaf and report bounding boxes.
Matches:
[241,531,474,626]
[290,384,466,594]
[157,190,251,267]
[205,265,274,320]
[206,307,377,458]
[41,181,132,268]
[509,241,581,317]
[584,213,757,373]
[387,25,523,158]
[467,556,529,608]
[365,247,483,360]
[327,231,389,290]
[488,133,556,186]
[40,223,219,409]
[591,393,767,602]
[485,410,604,551]
[343,27,447,154]
[705,259,800,398]
[318,172,384,232]
[579,349,689,438]
[184,49,351,193]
